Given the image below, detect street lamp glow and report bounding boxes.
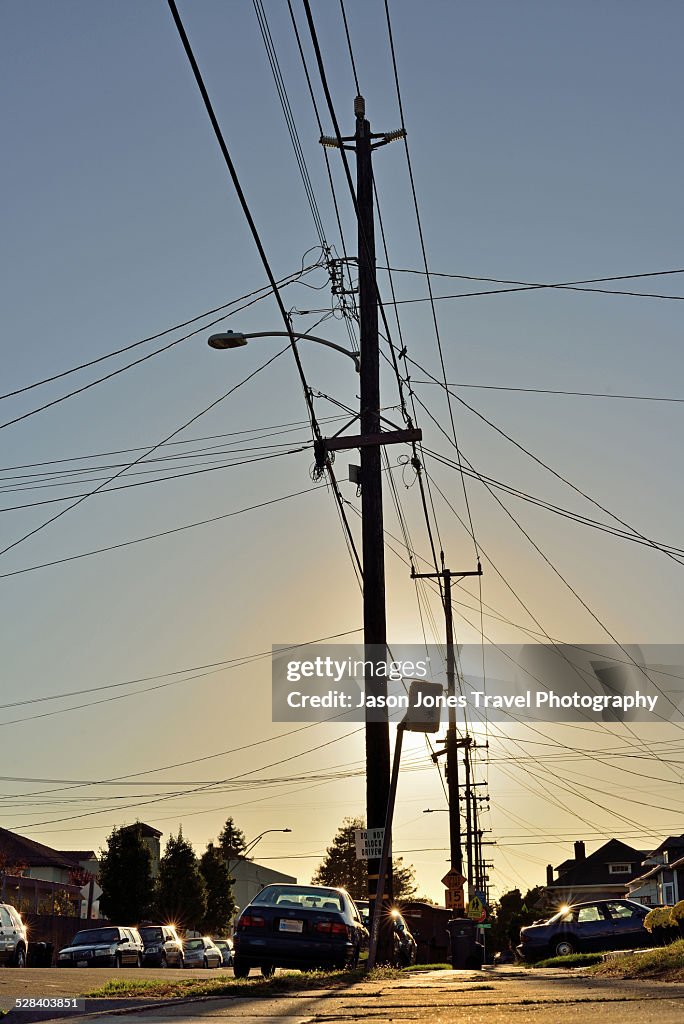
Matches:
[208,330,360,372]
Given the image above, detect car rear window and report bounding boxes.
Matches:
[253,887,343,912]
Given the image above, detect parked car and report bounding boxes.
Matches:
[517,899,650,960]
[182,936,222,969]
[0,904,28,968]
[138,924,184,967]
[233,883,368,977]
[391,910,418,967]
[351,900,415,967]
[212,938,233,967]
[58,926,144,967]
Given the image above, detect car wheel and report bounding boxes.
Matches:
[261,962,275,978]
[178,954,184,969]
[233,955,250,979]
[160,954,168,968]
[554,939,575,957]
[115,954,122,969]
[203,956,208,969]
[136,954,142,968]
[14,946,27,969]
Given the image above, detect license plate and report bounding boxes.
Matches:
[77,960,88,967]
[279,919,303,933]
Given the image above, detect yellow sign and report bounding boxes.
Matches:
[445,887,465,911]
[467,895,486,922]
[441,868,466,888]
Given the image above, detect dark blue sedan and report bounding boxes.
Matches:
[517,899,650,960]
[232,884,368,977]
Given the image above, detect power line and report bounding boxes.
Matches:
[0,347,287,560]
[166,0,362,584]
[376,263,684,301]
[408,361,684,568]
[0,267,318,405]
[383,0,479,560]
[412,380,684,403]
[0,271,313,433]
[0,479,325,580]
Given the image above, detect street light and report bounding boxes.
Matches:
[226,828,292,875]
[208,330,360,372]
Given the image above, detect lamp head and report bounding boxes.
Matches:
[208,330,248,350]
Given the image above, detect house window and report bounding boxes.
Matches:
[608,863,632,874]
[663,883,675,905]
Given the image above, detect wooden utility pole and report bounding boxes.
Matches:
[413,560,481,909]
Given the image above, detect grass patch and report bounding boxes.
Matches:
[533,953,605,969]
[82,966,405,1001]
[590,938,684,982]
[401,963,452,972]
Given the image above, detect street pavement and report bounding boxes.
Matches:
[4,966,684,1024]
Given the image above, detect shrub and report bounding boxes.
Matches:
[644,907,672,932]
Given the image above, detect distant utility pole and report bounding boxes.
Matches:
[413,558,481,909]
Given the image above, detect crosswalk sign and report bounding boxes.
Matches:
[467,895,486,922]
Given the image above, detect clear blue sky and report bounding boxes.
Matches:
[1,1,683,904]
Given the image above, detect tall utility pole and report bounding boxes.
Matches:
[355,95,391,923]
[319,99,419,962]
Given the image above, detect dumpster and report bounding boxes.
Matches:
[447,917,483,969]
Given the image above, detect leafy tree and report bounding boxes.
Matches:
[98,823,152,924]
[218,818,248,865]
[312,816,417,902]
[490,886,547,951]
[154,830,206,930]
[199,842,236,934]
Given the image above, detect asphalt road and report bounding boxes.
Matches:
[3,965,684,1024]
[0,966,232,1010]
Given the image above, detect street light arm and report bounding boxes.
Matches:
[208,330,360,372]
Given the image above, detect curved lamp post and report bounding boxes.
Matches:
[208,330,360,372]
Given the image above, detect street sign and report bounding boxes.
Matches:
[445,887,465,912]
[354,828,386,861]
[467,895,486,922]
[402,680,444,733]
[442,868,466,888]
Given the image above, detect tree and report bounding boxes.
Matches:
[312,816,417,902]
[98,823,152,924]
[218,818,248,864]
[199,842,236,935]
[154,830,206,931]
[490,886,548,952]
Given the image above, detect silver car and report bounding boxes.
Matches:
[0,904,28,968]
[182,936,222,968]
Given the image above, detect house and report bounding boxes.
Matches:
[627,835,684,906]
[119,823,162,878]
[544,839,648,905]
[231,861,296,920]
[0,827,96,885]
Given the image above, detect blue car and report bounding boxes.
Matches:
[517,899,650,960]
[233,884,368,978]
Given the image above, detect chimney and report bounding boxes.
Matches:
[546,864,554,886]
[574,840,586,863]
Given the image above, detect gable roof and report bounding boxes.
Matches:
[59,850,98,864]
[551,839,647,888]
[0,827,75,871]
[646,835,684,859]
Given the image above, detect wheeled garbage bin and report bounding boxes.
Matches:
[447,917,483,969]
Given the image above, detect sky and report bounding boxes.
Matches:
[1,0,683,908]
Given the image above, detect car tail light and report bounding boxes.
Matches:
[315,921,349,938]
[239,914,265,930]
